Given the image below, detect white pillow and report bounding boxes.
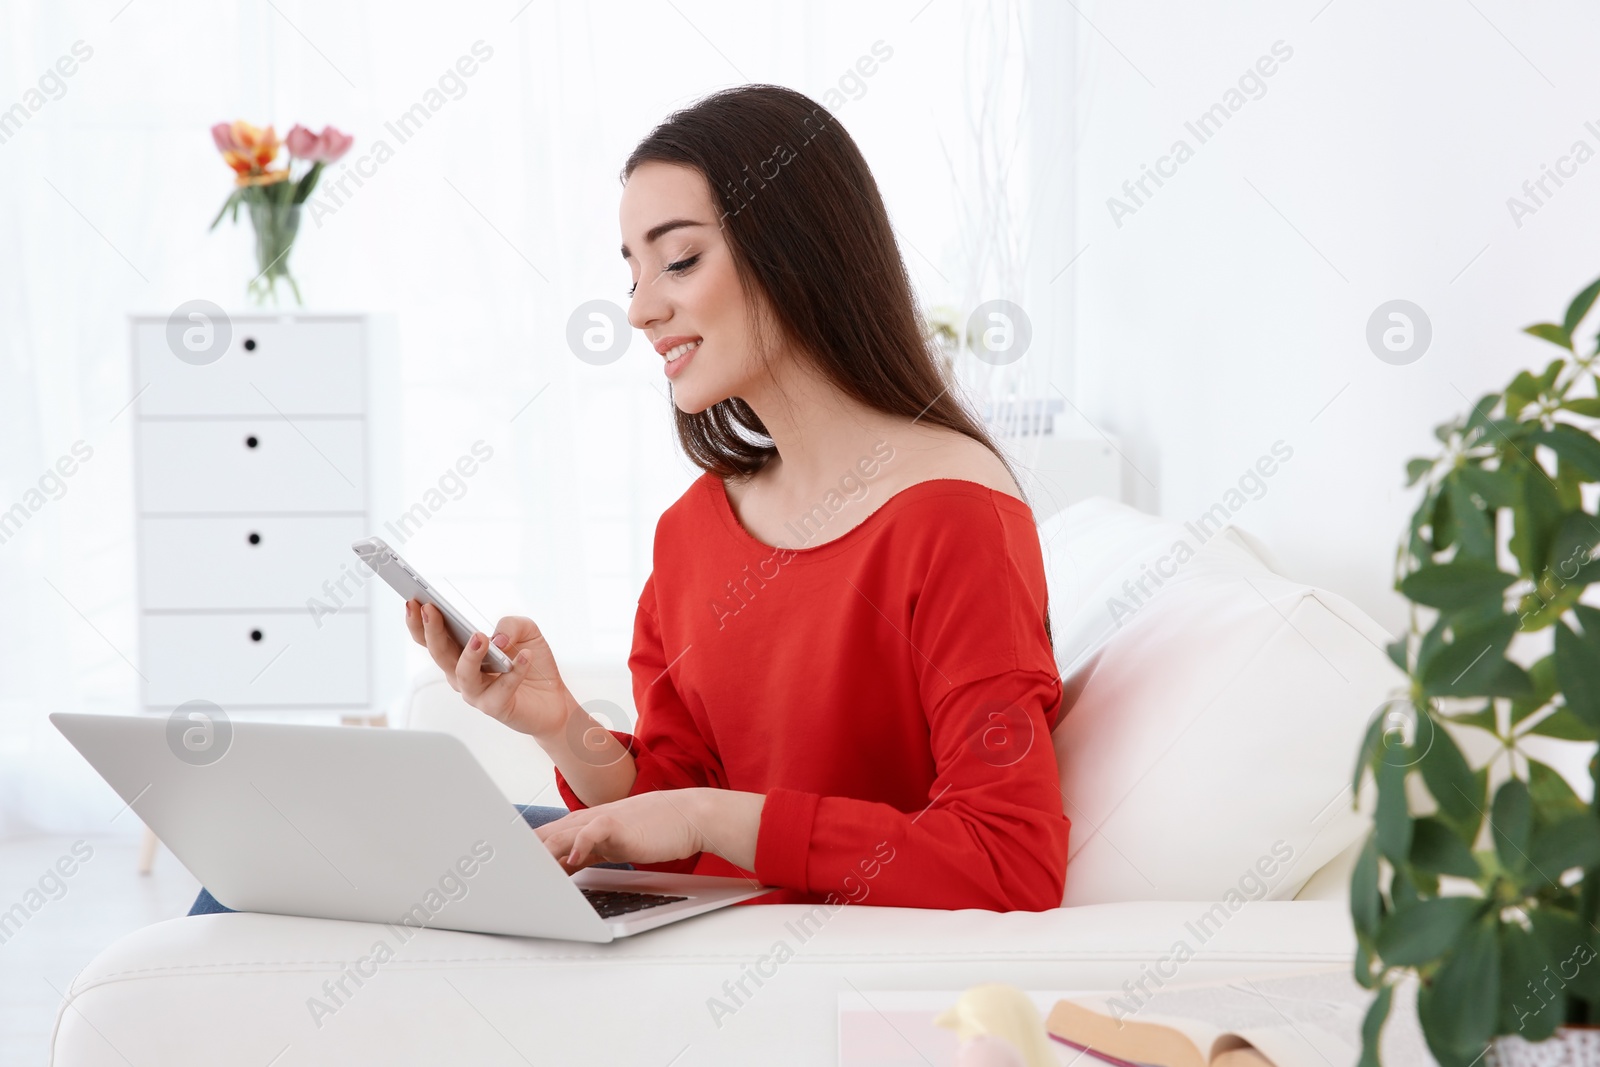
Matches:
[1040,498,1399,906]
[1039,497,1277,682]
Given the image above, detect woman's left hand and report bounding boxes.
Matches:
[534,790,710,873]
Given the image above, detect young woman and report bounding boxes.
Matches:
[417,84,1068,910]
[190,84,1068,918]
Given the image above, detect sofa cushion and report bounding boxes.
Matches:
[1040,497,1397,906]
[49,900,1355,1066]
[1040,495,1280,678]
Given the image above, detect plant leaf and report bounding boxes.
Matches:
[1418,913,1501,1065]
[1432,484,1456,553]
[1443,702,1498,735]
[1389,862,1424,910]
[1375,755,1414,865]
[1405,458,1434,488]
[1446,477,1496,562]
[1418,718,1482,834]
[1420,616,1533,699]
[1555,454,1587,510]
[1565,275,1600,337]
[1464,392,1503,443]
[1353,936,1380,991]
[1408,816,1480,879]
[1500,919,1564,1040]
[1492,777,1533,874]
[1357,983,1393,1067]
[1526,813,1600,888]
[1376,895,1483,965]
[1525,322,1574,352]
[1509,653,1559,726]
[208,189,241,231]
[1350,833,1383,940]
[1539,356,1567,392]
[1517,581,1585,631]
[1527,756,1583,816]
[1529,424,1600,482]
[1565,397,1600,417]
[1545,512,1600,584]
[1556,606,1600,730]
[1398,560,1515,612]
[1384,635,1409,673]
[1457,464,1521,510]
[1352,711,1382,800]
[1509,461,1566,578]
[1532,909,1600,1000]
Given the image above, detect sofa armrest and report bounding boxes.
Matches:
[1293,837,1359,903]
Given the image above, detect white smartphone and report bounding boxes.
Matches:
[352,536,515,673]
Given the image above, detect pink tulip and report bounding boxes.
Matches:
[285,123,320,159]
[316,126,354,163]
[210,122,238,153]
[285,124,354,164]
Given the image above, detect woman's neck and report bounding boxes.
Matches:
[735,354,912,495]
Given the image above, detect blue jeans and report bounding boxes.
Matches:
[187,804,631,916]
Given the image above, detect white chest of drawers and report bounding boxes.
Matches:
[129,312,403,722]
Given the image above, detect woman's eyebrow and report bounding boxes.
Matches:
[620,218,707,260]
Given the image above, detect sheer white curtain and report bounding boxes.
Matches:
[0,0,1071,835]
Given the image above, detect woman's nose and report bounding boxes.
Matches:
[626,278,666,331]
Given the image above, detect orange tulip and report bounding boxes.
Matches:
[212,120,280,176]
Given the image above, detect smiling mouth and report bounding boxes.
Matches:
[663,339,701,363]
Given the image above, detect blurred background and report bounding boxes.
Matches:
[0,0,1594,883]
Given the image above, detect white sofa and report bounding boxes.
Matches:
[48,497,1394,1065]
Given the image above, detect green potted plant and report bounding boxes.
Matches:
[1351,274,1600,1065]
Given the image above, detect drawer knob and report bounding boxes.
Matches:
[243,337,257,352]
[249,629,263,642]
[247,532,261,545]
[245,435,259,449]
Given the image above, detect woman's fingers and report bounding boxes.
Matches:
[418,603,466,692]
[403,599,426,646]
[535,816,587,872]
[490,615,542,647]
[535,811,617,871]
[454,625,492,694]
[487,616,559,687]
[565,819,615,868]
[477,649,534,724]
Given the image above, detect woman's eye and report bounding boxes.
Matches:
[627,255,697,298]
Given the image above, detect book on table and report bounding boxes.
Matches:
[1044,968,1430,1067]
[835,969,1430,1067]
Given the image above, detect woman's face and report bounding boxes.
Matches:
[621,161,763,414]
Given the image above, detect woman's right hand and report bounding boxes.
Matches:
[404,600,573,738]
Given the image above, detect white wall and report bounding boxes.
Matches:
[1070,0,1599,634]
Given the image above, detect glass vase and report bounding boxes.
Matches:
[246,198,303,306]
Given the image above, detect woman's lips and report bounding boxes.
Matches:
[664,339,698,379]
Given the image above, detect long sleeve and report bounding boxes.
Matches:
[753,667,1068,910]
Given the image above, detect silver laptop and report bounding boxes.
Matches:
[52,712,771,942]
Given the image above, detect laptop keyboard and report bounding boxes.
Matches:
[580,887,689,919]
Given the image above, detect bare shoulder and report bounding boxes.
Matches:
[886,425,1022,501]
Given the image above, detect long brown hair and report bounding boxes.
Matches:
[622,84,1055,652]
[621,85,1021,483]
